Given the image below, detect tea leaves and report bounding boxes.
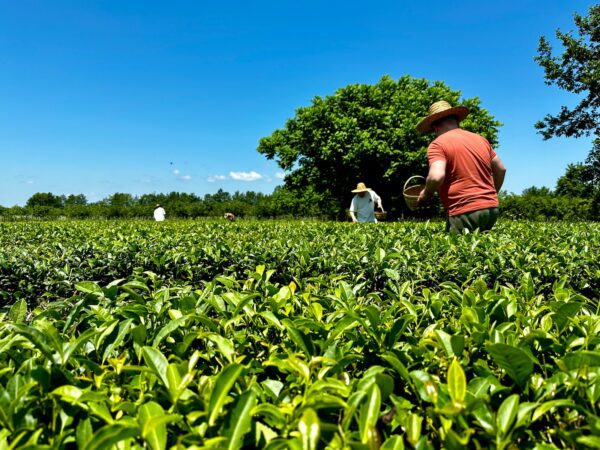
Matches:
[0,220,599,448]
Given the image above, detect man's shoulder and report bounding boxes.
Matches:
[458,128,487,141]
[436,128,487,145]
[430,129,463,147]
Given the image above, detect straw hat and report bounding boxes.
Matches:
[416,100,470,134]
[351,182,370,193]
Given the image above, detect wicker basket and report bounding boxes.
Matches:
[345,210,388,221]
[403,175,426,211]
[375,211,387,221]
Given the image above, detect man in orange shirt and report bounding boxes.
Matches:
[416,101,507,233]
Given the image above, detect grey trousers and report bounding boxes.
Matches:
[446,207,500,233]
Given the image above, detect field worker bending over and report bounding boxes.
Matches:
[349,182,384,223]
[153,204,166,222]
[416,101,507,233]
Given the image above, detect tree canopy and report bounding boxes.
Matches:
[25,192,63,208]
[522,186,553,197]
[534,5,600,139]
[585,138,600,187]
[555,162,595,198]
[257,75,500,217]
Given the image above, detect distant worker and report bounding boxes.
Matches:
[224,212,236,221]
[349,182,384,223]
[153,204,166,222]
[416,101,507,233]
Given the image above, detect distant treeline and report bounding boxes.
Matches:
[500,158,600,221]
[501,192,598,221]
[1,182,599,222]
[0,188,330,220]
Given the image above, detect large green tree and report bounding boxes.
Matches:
[522,186,554,197]
[555,162,595,198]
[26,192,63,208]
[534,5,600,139]
[64,194,87,206]
[585,138,600,187]
[105,193,135,207]
[257,75,500,217]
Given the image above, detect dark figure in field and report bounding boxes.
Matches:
[224,212,236,221]
[416,101,507,233]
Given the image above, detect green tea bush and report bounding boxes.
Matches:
[0,220,599,448]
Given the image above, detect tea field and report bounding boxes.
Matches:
[1,220,600,449]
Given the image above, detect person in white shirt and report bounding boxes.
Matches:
[349,182,384,223]
[153,204,166,222]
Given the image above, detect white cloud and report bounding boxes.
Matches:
[139,175,161,184]
[15,175,35,185]
[229,171,263,181]
[275,172,285,179]
[207,174,228,183]
[172,168,192,181]
[207,171,264,182]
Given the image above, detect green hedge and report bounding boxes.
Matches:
[500,194,597,221]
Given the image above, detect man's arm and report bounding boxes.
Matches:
[417,160,446,205]
[371,191,383,210]
[491,156,507,192]
[349,198,358,223]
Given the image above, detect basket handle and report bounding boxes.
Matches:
[403,175,426,191]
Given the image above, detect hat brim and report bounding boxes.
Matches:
[416,106,470,134]
[352,188,370,193]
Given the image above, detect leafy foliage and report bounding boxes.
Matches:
[0,220,600,448]
[535,4,600,139]
[586,138,600,188]
[503,138,600,222]
[257,75,500,218]
[555,163,596,198]
[25,192,65,208]
[2,189,318,220]
[500,192,595,221]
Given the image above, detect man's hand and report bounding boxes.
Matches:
[416,188,431,207]
[416,161,445,207]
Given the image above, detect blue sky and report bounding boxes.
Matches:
[0,0,595,206]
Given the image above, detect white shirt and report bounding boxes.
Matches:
[153,207,166,221]
[350,190,382,223]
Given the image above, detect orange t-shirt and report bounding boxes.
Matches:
[427,128,499,216]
